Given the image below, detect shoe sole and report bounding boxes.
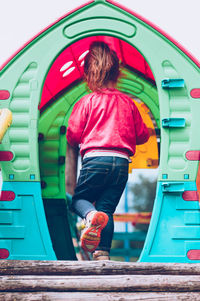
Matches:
[81,212,109,253]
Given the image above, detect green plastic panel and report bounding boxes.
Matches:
[39,83,88,199]
[1,62,39,182]
[118,69,159,126]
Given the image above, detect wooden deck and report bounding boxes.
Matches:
[0,261,200,300]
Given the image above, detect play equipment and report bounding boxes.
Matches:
[0,0,200,262]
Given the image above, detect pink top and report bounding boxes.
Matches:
[66,88,149,157]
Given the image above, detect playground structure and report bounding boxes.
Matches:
[0,0,200,262]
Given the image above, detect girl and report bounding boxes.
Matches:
[66,41,149,260]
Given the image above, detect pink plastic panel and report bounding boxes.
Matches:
[0,151,13,161]
[187,250,200,260]
[0,90,10,100]
[0,191,15,201]
[40,36,155,110]
[41,36,96,110]
[121,41,145,73]
[186,151,200,161]
[182,191,199,201]
[190,89,200,99]
[43,45,82,103]
[0,249,9,259]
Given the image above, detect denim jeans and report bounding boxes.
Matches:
[71,156,129,252]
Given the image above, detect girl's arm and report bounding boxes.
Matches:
[65,143,79,195]
[66,98,88,147]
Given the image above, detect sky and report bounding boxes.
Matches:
[1,0,200,67]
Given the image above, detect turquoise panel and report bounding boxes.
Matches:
[0,182,56,260]
[140,181,200,263]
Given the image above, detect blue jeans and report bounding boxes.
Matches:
[71,156,129,252]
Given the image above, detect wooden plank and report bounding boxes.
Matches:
[1,275,200,292]
[1,292,200,301]
[1,261,200,276]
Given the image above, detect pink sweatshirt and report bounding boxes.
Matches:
[66,88,149,157]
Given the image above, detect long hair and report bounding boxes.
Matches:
[84,41,119,91]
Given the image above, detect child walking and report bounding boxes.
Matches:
[66,41,149,260]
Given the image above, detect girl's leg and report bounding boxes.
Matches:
[72,198,96,219]
[71,157,111,252]
[95,158,128,252]
[95,185,125,252]
[71,156,128,253]
[71,157,111,219]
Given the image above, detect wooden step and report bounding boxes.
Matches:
[1,292,200,301]
[0,261,200,300]
[0,261,200,275]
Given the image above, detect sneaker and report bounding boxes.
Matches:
[81,211,109,253]
[93,250,110,261]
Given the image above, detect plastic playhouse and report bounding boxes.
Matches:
[0,0,200,262]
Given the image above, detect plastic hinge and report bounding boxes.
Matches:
[155,128,160,136]
[162,118,185,128]
[58,156,65,165]
[60,126,66,135]
[38,133,44,141]
[162,182,185,193]
[162,78,185,89]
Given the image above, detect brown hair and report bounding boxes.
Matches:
[84,41,119,91]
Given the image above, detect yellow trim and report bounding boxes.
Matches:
[129,99,158,172]
[0,109,12,143]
